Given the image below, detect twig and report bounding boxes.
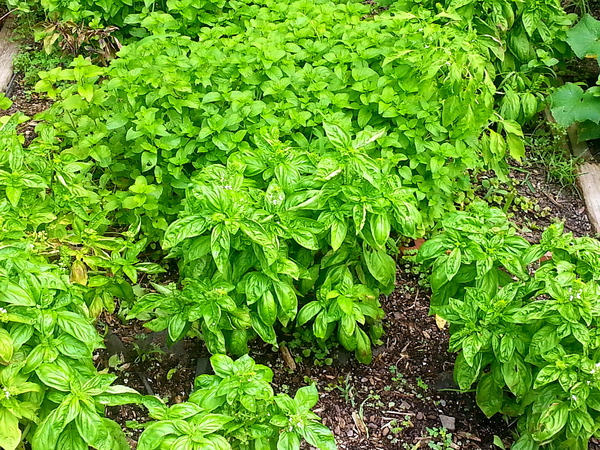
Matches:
[542,191,562,208]
[0,8,16,24]
[138,373,154,395]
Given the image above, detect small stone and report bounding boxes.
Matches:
[195,357,211,378]
[400,401,411,410]
[382,427,389,437]
[416,412,424,420]
[439,414,455,430]
[433,371,458,391]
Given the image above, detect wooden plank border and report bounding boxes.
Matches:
[0,15,19,93]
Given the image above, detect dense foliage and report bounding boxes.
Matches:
[550,14,600,141]
[26,0,543,361]
[0,0,582,447]
[419,204,600,450]
[0,212,142,449]
[33,0,504,234]
[138,354,336,450]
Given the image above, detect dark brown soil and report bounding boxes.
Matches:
[264,271,510,450]
[94,314,210,446]
[478,162,593,243]
[3,74,52,116]
[1,74,53,145]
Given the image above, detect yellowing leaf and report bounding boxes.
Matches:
[435,315,447,330]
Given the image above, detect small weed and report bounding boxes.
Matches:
[360,391,384,413]
[527,131,582,189]
[389,365,407,385]
[426,427,454,450]
[385,415,414,444]
[416,377,429,391]
[131,341,165,364]
[13,45,70,86]
[324,374,356,407]
[286,328,336,366]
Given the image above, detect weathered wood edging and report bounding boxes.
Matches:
[546,108,600,234]
[0,15,18,93]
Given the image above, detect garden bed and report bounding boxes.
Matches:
[1,1,600,449]
[81,153,592,450]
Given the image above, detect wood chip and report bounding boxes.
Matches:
[279,345,296,371]
[457,431,481,442]
[352,411,368,435]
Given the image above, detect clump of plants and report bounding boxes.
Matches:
[137,354,336,450]
[550,14,600,141]
[418,202,600,449]
[0,0,580,447]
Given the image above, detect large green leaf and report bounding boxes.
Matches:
[531,402,569,443]
[0,329,14,365]
[56,425,88,450]
[137,422,180,450]
[0,409,21,450]
[75,404,113,450]
[162,215,208,249]
[567,14,600,58]
[277,431,300,450]
[475,374,504,418]
[0,282,35,307]
[56,312,101,348]
[550,83,600,127]
[37,364,72,392]
[193,413,232,435]
[294,385,319,411]
[364,250,396,288]
[32,403,72,450]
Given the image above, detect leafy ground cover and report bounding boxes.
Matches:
[1,0,599,449]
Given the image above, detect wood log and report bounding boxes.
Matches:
[0,16,18,93]
[576,162,600,233]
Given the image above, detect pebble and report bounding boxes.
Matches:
[417,412,424,420]
[382,427,389,436]
[439,414,456,430]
